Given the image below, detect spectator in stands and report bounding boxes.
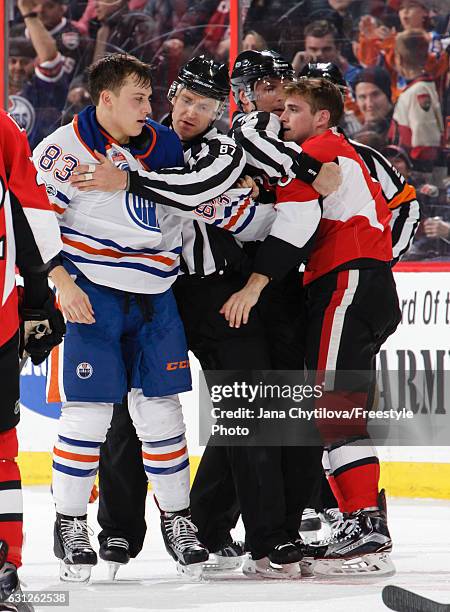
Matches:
[357,0,448,101]
[89,0,156,63]
[243,0,329,60]
[382,144,414,179]
[292,21,361,88]
[243,30,267,51]
[423,217,450,240]
[353,129,386,150]
[388,29,444,171]
[8,36,70,148]
[11,0,92,78]
[353,66,394,140]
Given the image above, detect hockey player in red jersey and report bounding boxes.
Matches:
[0,110,65,610]
[222,77,401,577]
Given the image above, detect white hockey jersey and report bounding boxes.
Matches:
[33,107,271,292]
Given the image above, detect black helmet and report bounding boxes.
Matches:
[298,62,347,90]
[168,55,230,104]
[231,50,295,104]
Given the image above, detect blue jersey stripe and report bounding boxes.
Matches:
[232,205,257,234]
[53,461,98,478]
[58,435,102,449]
[65,253,180,278]
[144,458,189,475]
[61,225,182,256]
[142,434,185,448]
[56,190,70,204]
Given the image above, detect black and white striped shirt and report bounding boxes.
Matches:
[231,111,322,184]
[128,124,273,276]
[231,111,419,265]
[350,139,421,264]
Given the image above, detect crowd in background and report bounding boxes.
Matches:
[7,0,450,260]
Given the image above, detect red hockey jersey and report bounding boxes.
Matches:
[254,128,393,285]
[0,110,62,345]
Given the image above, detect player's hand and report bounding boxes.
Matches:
[423,217,450,239]
[57,278,95,324]
[312,162,342,196]
[236,175,259,199]
[220,273,269,328]
[70,150,128,192]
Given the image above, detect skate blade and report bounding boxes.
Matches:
[242,557,301,580]
[299,530,320,544]
[59,560,94,583]
[313,553,396,579]
[203,553,247,572]
[106,562,123,581]
[176,561,204,581]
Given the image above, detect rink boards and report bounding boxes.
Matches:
[17,270,450,499]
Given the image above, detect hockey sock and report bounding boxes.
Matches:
[0,429,23,568]
[142,434,190,512]
[52,434,101,516]
[328,440,380,514]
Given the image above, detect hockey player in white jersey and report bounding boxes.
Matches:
[33,54,208,583]
[35,53,273,582]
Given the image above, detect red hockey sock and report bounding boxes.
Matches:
[334,462,380,514]
[0,429,23,568]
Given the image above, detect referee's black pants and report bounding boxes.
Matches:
[98,269,322,559]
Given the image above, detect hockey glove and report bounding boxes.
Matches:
[19,290,66,365]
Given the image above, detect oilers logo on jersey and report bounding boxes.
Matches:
[76,362,93,379]
[124,192,160,232]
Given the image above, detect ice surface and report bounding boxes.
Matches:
[19,488,450,612]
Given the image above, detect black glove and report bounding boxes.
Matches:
[20,290,66,365]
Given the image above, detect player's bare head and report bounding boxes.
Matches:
[88,54,152,142]
[280,78,343,143]
[88,53,152,106]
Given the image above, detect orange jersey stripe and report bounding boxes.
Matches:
[61,235,176,266]
[73,115,97,158]
[142,446,187,462]
[388,183,417,210]
[51,202,65,215]
[53,447,99,462]
[47,344,61,403]
[223,197,250,230]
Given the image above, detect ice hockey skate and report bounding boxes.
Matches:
[202,541,246,572]
[299,508,322,543]
[160,509,209,579]
[319,507,343,533]
[302,491,395,578]
[53,513,97,582]
[242,542,302,580]
[0,542,33,612]
[99,537,130,580]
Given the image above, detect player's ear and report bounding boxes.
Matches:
[318,109,330,128]
[239,90,253,111]
[100,90,113,108]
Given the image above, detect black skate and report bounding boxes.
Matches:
[302,491,395,578]
[160,509,209,579]
[299,508,322,543]
[0,542,33,612]
[54,513,97,582]
[203,541,246,572]
[99,538,130,580]
[243,542,302,580]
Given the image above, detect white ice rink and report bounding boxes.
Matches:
[17,487,450,612]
